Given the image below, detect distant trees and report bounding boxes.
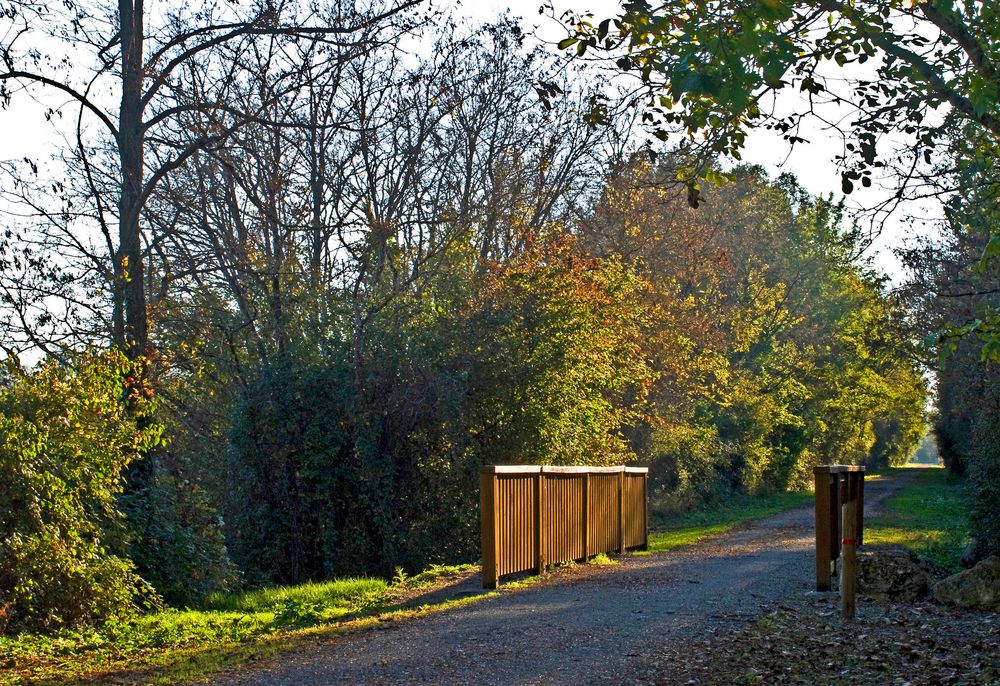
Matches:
[582,161,926,505]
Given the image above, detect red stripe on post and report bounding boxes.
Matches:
[842,538,856,546]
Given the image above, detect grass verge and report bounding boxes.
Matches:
[641,490,814,555]
[864,466,972,571]
[0,564,483,686]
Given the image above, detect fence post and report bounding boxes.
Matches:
[832,473,844,573]
[534,470,545,574]
[856,471,865,546]
[814,466,833,591]
[582,472,590,560]
[481,469,498,589]
[618,468,626,554]
[841,496,858,618]
[642,471,649,550]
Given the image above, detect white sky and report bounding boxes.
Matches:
[0,0,944,284]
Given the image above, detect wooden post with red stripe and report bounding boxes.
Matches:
[841,496,858,619]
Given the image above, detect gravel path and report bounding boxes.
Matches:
[210,471,916,686]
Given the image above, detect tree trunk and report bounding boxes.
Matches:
[117,0,149,364]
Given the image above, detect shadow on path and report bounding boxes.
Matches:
[208,470,917,686]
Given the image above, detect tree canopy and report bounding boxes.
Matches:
[564,0,998,210]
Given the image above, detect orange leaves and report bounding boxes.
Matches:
[462,230,655,466]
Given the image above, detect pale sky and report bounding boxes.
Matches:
[0,0,943,284]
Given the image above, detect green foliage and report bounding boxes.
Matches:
[223,236,655,586]
[566,1,1000,199]
[587,553,617,566]
[0,351,162,633]
[585,160,927,505]
[930,339,1000,555]
[119,440,238,607]
[465,237,655,466]
[271,599,323,628]
[225,357,359,585]
[905,133,1000,554]
[965,368,1000,558]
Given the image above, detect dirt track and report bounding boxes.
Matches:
[209,471,916,686]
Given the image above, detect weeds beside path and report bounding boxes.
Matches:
[206,472,918,686]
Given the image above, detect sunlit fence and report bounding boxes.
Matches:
[814,464,865,591]
[480,465,648,588]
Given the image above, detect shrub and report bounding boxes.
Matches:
[0,351,161,633]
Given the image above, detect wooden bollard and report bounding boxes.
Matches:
[814,468,831,590]
[840,497,858,619]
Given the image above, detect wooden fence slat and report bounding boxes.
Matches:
[481,471,498,589]
[814,468,832,591]
[618,470,625,554]
[535,472,545,574]
[481,465,649,587]
[642,472,649,550]
[582,473,590,560]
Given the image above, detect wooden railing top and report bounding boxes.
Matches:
[814,464,866,474]
[481,465,649,475]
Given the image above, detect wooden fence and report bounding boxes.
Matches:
[480,465,648,588]
[814,465,865,591]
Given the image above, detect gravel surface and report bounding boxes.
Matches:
[208,473,915,686]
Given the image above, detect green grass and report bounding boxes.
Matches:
[202,577,387,614]
[642,490,814,554]
[865,467,971,571]
[0,564,478,686]
[588,552,617,566]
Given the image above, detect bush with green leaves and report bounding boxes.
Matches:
[0,351,162,633]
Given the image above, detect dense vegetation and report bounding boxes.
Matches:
[901,128,1000,560]
[0,352,160,632]
[568,0,1000,570]
[0,2,932,637]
